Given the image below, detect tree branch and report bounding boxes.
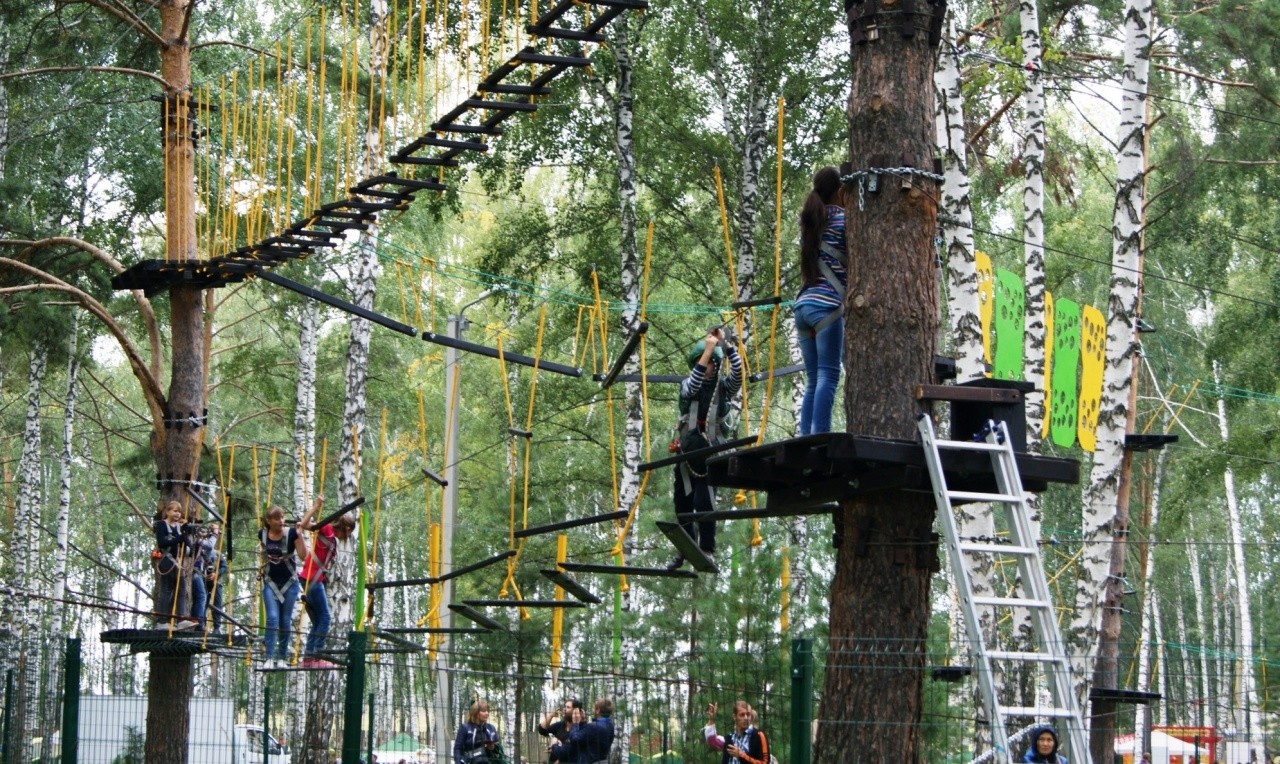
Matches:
[0,263,166,427]
[967,91,1018,147]
[0,65,167,87]
[73,0,165,47]
[190,40,272,57]
[82,382,154,524]
[4,237,163,383]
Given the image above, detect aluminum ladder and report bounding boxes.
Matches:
[918,415,1091,764]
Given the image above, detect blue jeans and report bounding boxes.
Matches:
[262,578,300,660]
[794,303,844,435]
[302,579,332,656]
[191,575,207,628]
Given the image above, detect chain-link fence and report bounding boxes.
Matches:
[7,630,1275,764]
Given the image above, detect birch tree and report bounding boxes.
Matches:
[1019,0,1048,443]
[1210,361,1258,737]
[1068,1,1152,761]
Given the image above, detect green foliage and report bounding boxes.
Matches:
[111,726,145,764]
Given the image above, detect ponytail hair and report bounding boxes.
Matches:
[799,166,841,286]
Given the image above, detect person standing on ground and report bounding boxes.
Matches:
[703,702,769,764]
[538,698,584,746]
[667,328,742,570]
[453,701,500,764]
[547,706,585,764]
[569,698,614,764]
[1022,726,1069,764]
[793,165,848,435]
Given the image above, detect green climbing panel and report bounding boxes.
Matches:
[992,269,1025,380]
[1049,299,1081,448]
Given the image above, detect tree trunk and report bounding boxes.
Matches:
[610,11,645,558]
[934,33,999,754]
[934,26,984,381]
[147,2,207,763]
[13,340,48,633]
[814,10,941,762]
[1187,513,1212,726]
[1133,447,1168,759]
[1070,1,1151,759]
[1212,362,1257,736]
[293,300,319,511]
[145,655,193,764]
[1019,0,1048,443]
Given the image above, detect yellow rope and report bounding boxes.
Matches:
[357,409,390,631]
[265,447,278,509]
[713,165,739,299]
[314,9,328,204]
[550,534,566,677]
[590,268,609,372]
[416,390,432,529]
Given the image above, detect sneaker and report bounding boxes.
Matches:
[702,550,716,565]
[171,619,197,631]
[664,555,685,571]
[300,658,338,669]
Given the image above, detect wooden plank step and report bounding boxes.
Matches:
[560,561,697,579]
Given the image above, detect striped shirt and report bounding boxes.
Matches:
[794,204,847,311]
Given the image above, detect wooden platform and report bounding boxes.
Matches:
[101,628,247,656]
[704,432,1078,510]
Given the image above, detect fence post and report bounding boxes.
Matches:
[263,683,271,764]
[790,638,813,764]
[3,669,14,764]
[59,638,81,764]
[366,692,375,764]
[341,631,368,764]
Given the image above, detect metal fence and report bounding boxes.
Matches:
[5,632,1275,764]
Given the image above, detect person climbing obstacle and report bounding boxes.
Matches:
[258,503,311,669]
[298,501,354,669]
[667,327,742,570]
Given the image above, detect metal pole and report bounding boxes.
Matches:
[263,683,271,764]
[367,692,375,764]
[59,639,81,764]
[342,631,369,764]
[435,313,462,764]
[790,638,813,764]
[3,669,14,764]
[436,289,496,763]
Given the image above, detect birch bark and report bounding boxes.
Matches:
[609,13,645,574]
[337,0,390,509]
[1068,0,1152,702]
[935,28,984,381]
[14,340,48,635]
[1020,0,1048,441]
[935,31,999,751]
[1133,447,1168,759]
[1212,361,1257,736]
[317,2,390,760]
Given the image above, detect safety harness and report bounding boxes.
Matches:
[811,241,847,335]
[259,528,298,604]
